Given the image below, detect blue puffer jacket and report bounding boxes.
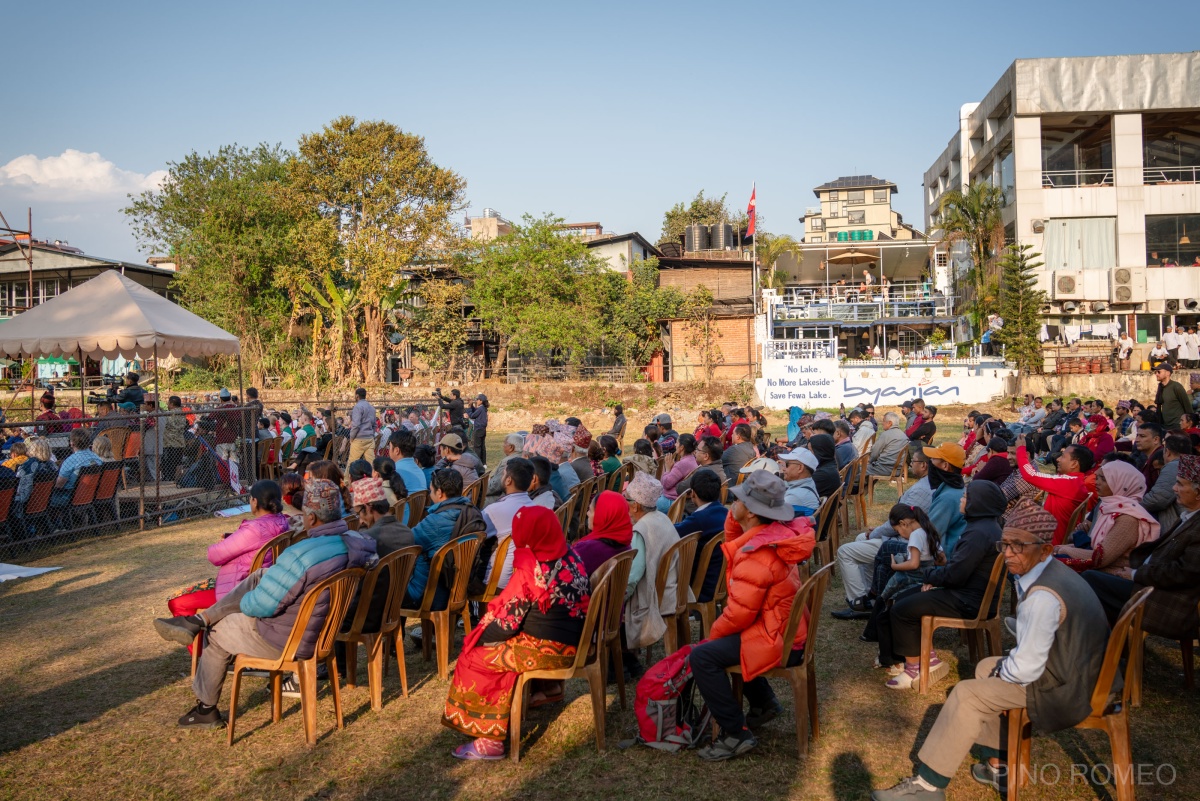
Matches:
[406,496,472,603]
[240,519,377,658]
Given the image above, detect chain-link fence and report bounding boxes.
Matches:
[0,394,451,561]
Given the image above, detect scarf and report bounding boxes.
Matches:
[581,490,634,546]
[928,461,965,490]
[479,505,590,637]
[787,406,805,444]
[589,458,605,478]
[1090,461,1160,551]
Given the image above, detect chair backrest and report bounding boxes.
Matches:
[267,436,283,465]
[278,567,365,663]
[0,475,19,523]
[24,474,57,516]
[554,494,578,535]
[464,478,485,508]
[689,531,725,599]
[345,545,421,637]
[666,489,692,524]
[814,493,840,546]
[852,451,869,494]
[1089,586,1153,716]
[255,437,272,467]
[1066,494,1092,534]
[655,531,699,617]
[406,490,429,527]
[250,530,293,573]
[69,463,105,507]
[477,535,512,602]
[95,462,123,502]
[654,455,667,479]
[576,477,599,533]
[594,549,636,644]
[973,553,1009,623]
[778,561,834,668]
[720,478,731,504]
[343,513,360,531]
[564,558,613,671]
[887,450,906,480]
[417,533,481,614]
[734,471,749,486]
[103,427,129,460]
[123,431,142,460]
[609,462,635,493]
[837,461,851,491]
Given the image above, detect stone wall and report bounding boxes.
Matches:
[1017,371,1161,401]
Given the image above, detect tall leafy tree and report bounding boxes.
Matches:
[289,117,466,383]
[755,232,800,286]
[599,258,685,370]
[123,144,305,384]
[934,181,1005,326]
[679,285,722,383]
[461,214,607,371]
[991,244,1047,374]
[659,191,735,246]
[406,279,468,372]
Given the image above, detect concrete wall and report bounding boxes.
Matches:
[1017,371,1159,401]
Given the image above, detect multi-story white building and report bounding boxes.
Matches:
[924,52,1200,347]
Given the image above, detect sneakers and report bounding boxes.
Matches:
[870,776,946,800]
[971,762,1005,792]
[178,702,224,729]
[831,595,874,620]
[280,675,301,698]
[153,614,205,646]
[874,656,904,676]
[887,658,950,689]
[746,700,783,729]
[696,730,758,762]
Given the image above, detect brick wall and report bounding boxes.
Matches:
[668,315,758,381]
[659,267,751,300]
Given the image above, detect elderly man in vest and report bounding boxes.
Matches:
[872,502,1111,800]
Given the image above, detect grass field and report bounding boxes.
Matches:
[1,444,1197,800]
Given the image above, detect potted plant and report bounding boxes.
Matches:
[941,354,952,377]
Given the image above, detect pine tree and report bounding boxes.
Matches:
[991,243,1046,374]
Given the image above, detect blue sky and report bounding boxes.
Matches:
[0,1,1195,261]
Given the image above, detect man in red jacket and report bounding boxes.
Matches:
[1014,434,1092,544]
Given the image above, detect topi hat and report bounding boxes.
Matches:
[623,471,663,508]
[350,475,386,507]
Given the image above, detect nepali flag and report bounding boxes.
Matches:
[746,185,756,238]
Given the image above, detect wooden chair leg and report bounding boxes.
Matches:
[1107,713,1136,801]
[433,612,450,680]
[919,619,933,694]
[343,639,359,689]
[1182,635,1195,689]
[394,629,410,698]
[587,663,607,752]
[790,673,810,759]
[328,656,345,730]
[270,671,282,722]
[227,665,243,746]
[610,635,627,709]
[1129,631,1145,708]
[807,661,820,742]
[509,676,530,763]
[367,635,384,711]
[299,659,318,746]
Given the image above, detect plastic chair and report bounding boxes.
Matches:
[666,489,693,524]
[249,530,292,573]
[509,560,612,762]
[21,474,58,535]
[338,545,421,711]
[655,532,700,655]
[574,477,600,535]
[64,463,104,527]
[463,478,485,508]
[405,491,429,527]
[726,561,833,758]
[811,493,841,573]
[686,532,727,639]
[593,550,636,708]
[93,462,123,522]
[1127,597,1199,707]
[866,453,907,506]
[608,462,635,493]
[227,567,364,746]
[121,431,142,488]
[918,553,1007,694]
[255,438,274,480]
[469,535,512,604]
[1002,587,1152,801]
[343,514,359,531]
[554,493,578,535]
[1065,494,1093,535]
[0,475,17,532]
[398,533,482,680]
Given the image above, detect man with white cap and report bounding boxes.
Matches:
[654,413,678,454]
[777,448,820,517]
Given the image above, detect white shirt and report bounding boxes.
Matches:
[904,527,934,562]
[483,491,536,589]
[1118,337,1134,359]
[998,556,1062,686]
[1164,331,1181,349]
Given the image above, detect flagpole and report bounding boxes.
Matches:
[751,182,758,315]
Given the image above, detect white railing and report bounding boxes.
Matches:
[1143,166,1200,185]
[1041,169,1113,188]
[764,339,837,360]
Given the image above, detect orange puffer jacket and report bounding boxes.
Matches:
[708,515,816,681]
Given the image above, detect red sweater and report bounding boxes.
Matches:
[1015,446,1088,545]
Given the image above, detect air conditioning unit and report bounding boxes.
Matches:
[1054,270,1085,300]
[1108,267,1146,303]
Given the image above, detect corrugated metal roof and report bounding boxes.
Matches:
[812,175,898,194]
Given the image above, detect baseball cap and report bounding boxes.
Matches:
[439,433,465,451]
[921,442,966,469]
[654,413,672,425]
[1154,361,1174,373]
[778,448,819,471]
[739,456,781,475]
[219,388,231,400]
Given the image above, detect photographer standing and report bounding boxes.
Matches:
[111,372,145,411]
[466,393,489,467]
[434,388,465,430]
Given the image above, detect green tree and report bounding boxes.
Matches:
[290,116,467,383]
[406,279,468,372]
[934,181,1005,326]
[991,243,1047,374]
[461,214,607,371]
[680,285,722,383]
[755,232,800,286]
[123,144,306,385]
[599,257,685,370]
[659,191,733,245]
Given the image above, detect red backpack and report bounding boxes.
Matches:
[631,643,712,751]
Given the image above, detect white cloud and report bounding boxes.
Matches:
[0,149,166,200]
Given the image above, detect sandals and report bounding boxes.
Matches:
[528,691,565,709]
[452,741,505,761]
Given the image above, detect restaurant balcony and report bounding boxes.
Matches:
[769,282,955,325]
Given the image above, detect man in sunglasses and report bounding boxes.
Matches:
[872,502,1112,801]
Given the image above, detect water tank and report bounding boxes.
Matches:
[685,223,709,252]
[709,223,735,250]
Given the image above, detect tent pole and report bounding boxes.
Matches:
[78,346,85,412]
[237,353,245,490]
[154,343,161,520]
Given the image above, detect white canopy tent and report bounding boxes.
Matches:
[0,270,240,416]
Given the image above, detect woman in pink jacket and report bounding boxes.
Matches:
[165,480,291,620]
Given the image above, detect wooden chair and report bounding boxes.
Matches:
[811,493,841,573]
[1065,494,1093,535]
[121,431,142,488]
[918,553,1007,694]
[607,462,635,493]
[509,560,612,762]
[594,550,636,709]
[405,490,429,527]
[726,561,834,758]
[554,493,578,533]
[463,478,485,508]
[866,452,906,506]
[398,533,482,680]
[1128,598,1199,707]
[655,532,700,655]
[666,489,693,524]
[227,567,365,746]
[468,535,512,604]
[1002,587,1152,801]
[63,463,104,527]
[686,532,727,639]
[93,462,123,522]
[338,545,421,711]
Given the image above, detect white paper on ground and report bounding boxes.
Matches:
[215,505,251,517]
[0,564,62,583]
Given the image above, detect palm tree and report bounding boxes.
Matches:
[755,232,801,287]
[934,181,1005,326]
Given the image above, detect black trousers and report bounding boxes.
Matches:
[471,427,487,468]
[1082,570,1135,627]
[876,586,974,664]
[690,632,802,734]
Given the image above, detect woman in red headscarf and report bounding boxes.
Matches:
[572,490,634,576]
[1082,414,1115,462]
[443,505,591,760]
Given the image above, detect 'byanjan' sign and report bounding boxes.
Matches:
[756,359,1012,408]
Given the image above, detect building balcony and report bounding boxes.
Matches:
[1143,166,1200,185]
[1041,169,1113,188]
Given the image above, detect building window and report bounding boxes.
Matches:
[873,188,888,203]
[1041,113,1113,187]
[808,218,825,232]
[848,210,866,225]
[810,235,822,242]
[847,190,865,205]
[829,190,838,201]
[1143,111,1200,183]
[829,203,839,217]
[999,150,1015,206]
[1146,214,1200,267]
[11,283,27,312]
[1043,217,1116,270]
